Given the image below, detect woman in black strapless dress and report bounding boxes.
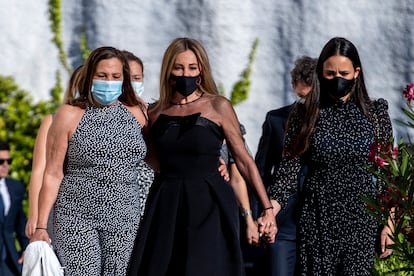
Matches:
[127,37,276,276]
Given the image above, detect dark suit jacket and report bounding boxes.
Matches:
[1,178,29,275]
[255,104,298,240]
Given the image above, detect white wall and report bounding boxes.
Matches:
[1,0,413,153]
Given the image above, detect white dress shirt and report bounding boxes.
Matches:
[0,178,11,215]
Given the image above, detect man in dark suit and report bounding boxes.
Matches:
[0,140,29,276]
[255,56,317,276]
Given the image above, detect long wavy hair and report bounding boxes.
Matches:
[285,37,373,157]
[73,46,140,109]
[153,37,218,110]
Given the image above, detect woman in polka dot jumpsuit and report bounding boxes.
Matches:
[30,46,148,275]
[268,37,393,275]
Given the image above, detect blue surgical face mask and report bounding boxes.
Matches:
[132,81,144,97]
[91,80,123,105]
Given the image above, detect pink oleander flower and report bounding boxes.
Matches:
[403,83,414,103]
[368,140,397,168]
[365,82,414,272]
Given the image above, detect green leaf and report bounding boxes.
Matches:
[229,38,259,106]
[0,75,60,217]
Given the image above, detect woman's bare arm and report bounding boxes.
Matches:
[31,105,84,243]
[26,114,53,238]
[213,96,277,241]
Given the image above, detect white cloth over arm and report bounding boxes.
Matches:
[22,241,64,276]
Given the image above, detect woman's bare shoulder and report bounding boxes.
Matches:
[209,94,233,111]
[52,104,85,128]
[56,103,83,113]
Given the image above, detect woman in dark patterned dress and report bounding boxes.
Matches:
[268,37,394,275]
[30,46,149,275]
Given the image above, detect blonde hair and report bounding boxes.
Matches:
[155,37,218,110]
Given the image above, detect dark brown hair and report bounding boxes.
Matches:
[122,50,144,74]
[73,46,140,109]
[286,37,373,157]
[290,56,317,87]
[0,140,10,151]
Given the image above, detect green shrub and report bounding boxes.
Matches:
[0,75,61,210]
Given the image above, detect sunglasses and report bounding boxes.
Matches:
[0,158,12,165]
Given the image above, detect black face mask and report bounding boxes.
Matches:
[320,77,355,100]
[170,75,200,97]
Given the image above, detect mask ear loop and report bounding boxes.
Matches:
[196,76,201,86]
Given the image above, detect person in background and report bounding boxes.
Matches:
[268,37,394,275]
[30,46,148,275]
[221,125,260,247]
[221,125,264,275]
[255,56,317,276]
[122,50,145,98]
[122,50,155,223]
[0,140,29,276]
[229,161,260,246]
[127,37,276,276]
[25,65,84,239]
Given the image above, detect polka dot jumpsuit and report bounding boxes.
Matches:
[53,102,147,275]
[136,161,154,222]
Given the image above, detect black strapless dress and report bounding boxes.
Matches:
[127,113,245,276]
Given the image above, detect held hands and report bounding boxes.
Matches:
[242,210,273,245]
[245,216,260,246]
[257,199,279,244]
[257,208,277,244]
